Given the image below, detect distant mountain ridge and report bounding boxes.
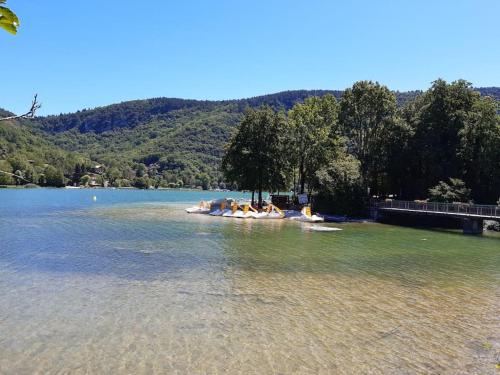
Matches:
[30,87,498,135]
[33,91,343,134]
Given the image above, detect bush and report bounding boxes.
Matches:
[80,174,91,186]
[0,160,13,185]
[43,165,66,187]
[428,178,471,203]
[133,176,150,189]
[113,178,131,187]
[484,220,500,232]
[313,154,366,216]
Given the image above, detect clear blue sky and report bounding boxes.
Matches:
[1,0,499,115]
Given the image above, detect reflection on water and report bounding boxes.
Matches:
[0,189,499,374]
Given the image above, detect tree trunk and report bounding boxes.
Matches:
[251,190,255,206]
[300,174,305,195]
[299,154,307,194]
[258,170,263,208]
[293,169,297,197]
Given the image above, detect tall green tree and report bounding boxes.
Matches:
[313,151,366,215]
[43,165,65,187]
[288,94,340,196]
[408,80,477,194]
[222,109,259,194]
[457,96,500,203]
[339,81,398,196]
[222,106,290,207]
[403,79,500,202]
[106,167,122,186]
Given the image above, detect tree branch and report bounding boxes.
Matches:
[0,94,41,121]
[0,170,30,183]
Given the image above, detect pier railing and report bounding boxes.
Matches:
[376,200,500,219]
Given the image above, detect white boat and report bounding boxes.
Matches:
[209,198,235,216]
[185,200,211,214]
[228,209,253,219]
[251,204,284,219]
[288,207,324,223]
[222,202,254,218]
[300,214,324,223]
[210,208,227,216]
[252,211,284,219]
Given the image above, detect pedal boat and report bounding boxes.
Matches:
[288,206,324,223]
[185,200,211,214]
[251,204,285,219]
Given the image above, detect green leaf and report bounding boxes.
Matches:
[0,20,16,34]
[0,6,20,24]
[0,6,15,19]
[0,5,20,34]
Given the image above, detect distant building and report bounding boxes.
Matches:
[87,173,101,187]
[85,165,109,187]
[92,165,104,174]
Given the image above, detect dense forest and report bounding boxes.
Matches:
[0,109,88,186]
[223,81,500,212]
[0,88,436,189]
[0,84,499,209]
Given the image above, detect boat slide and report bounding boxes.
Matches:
[185,200,211,214]
[251,204,284,219]
[209,199,234,216]
[287,206,324,223]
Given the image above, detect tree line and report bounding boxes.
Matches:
[222,79,500,213]
[2,80,499,200]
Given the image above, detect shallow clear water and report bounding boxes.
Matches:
[0,189,499,374]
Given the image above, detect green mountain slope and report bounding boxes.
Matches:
[2,87,499,188]
[0,110,88,185]
[26,90,424,187]
[47,103,241,186]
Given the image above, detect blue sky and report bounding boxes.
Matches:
[1,0,499,115]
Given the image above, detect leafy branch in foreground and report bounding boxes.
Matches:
[0,0,20,34]
[0,94,41,121]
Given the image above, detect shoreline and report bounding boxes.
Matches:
[0,185,232,192]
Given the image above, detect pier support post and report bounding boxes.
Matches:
[462,218,483,235]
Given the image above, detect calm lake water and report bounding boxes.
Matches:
[0,189,499,374]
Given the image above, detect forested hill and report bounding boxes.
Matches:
[476,87,500,102]
[34,91,341,134]
[1,85,498,190]
[33,87,498,134]
[0,114,88,186]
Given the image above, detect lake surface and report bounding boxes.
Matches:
[0,189,499,374]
